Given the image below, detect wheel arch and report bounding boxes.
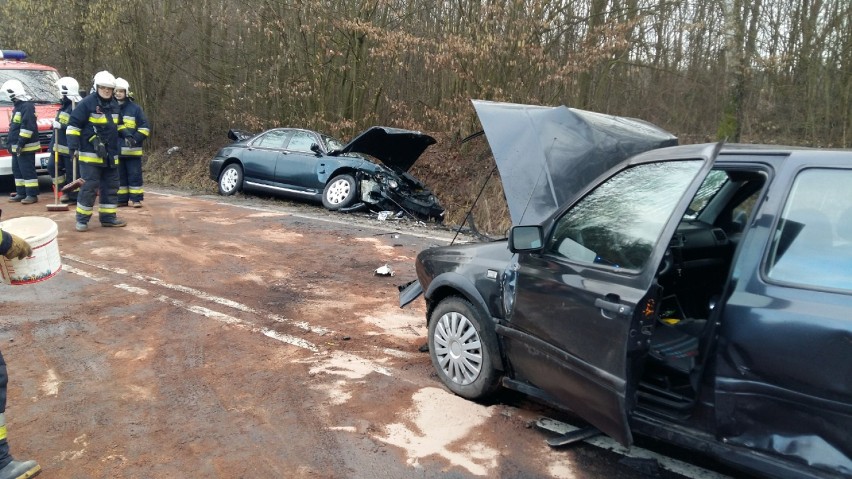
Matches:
[217,159,245,194]
[424,273,505,372]
[322,166,361,189]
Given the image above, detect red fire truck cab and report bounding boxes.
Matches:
[0,50,62,185]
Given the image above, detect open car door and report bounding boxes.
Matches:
[501,143,721,445]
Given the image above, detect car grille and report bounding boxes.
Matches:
[39,131,52,147]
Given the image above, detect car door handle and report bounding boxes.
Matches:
[594,298,632,318]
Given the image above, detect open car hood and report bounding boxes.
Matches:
[333,126,436,172]
[472,100,678,225]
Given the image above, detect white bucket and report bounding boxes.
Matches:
[0,216,61,285]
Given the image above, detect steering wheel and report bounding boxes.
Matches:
[658,248,674,276]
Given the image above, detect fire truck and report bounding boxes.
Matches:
[0,50,63,185]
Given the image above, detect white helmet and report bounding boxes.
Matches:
[57,76,82,102]
[114,77,130,94]
[92,70,116,89]
[1,79,30,102]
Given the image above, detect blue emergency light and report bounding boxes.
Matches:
[0,50,28,61]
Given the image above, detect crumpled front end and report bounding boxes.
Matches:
[356,168,444,222]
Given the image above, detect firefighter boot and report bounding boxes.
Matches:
[0,459,40,479]
[0,433,40,479]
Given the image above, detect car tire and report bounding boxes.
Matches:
[218,163,243,196]
[322,174,357,210]
[428,296,501,400]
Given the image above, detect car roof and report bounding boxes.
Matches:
[0,60,57,71]
[627,142,852,166]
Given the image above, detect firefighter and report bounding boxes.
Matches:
[2,80,39,204]
[66,71,126,232]
[48,77,83,203]
[0,228,41,479]
[113,77,150,208]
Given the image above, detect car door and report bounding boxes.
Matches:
[501,144,719,445]
[241,129,291,184]
[274,130,326,192]
[714,154,852,476]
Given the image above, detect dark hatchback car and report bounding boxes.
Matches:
[209,126,444,222]
[401,101,852,479]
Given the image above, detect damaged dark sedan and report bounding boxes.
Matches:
[209,126,444,222]
[401,100,852,479]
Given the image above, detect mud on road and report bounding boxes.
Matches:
[0,189,728,479]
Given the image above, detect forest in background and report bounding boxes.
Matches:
[1,0,850,231]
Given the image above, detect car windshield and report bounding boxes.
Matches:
[0,68,61,104]
[322,135,344,152]
[684,170,728,219]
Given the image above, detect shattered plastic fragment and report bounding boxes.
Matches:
[375,264,394,276]
[377,211,394,221]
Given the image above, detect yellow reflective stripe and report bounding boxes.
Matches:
[129,187,144,194]
[24,179,38,187]
[53,175,66,185]
[20,128,33,138]
[67,126,81,136]
[139,128,150,137]
[21,144,41,152]
[120,147,144,156]
[0,412,6,441]
[79,152,104,164]
[89,115,107,124]
[124,120,137,129]
[100,206,117,214]
[76,205,93,216]
[10,146,17,153]
[56,145,70,154]
[12,112,21,123]
[14,179,24,187]
[59,112,71,123]
[117,187,129,195]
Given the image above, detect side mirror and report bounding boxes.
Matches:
[310,143,322,155]
[509,225,544,253]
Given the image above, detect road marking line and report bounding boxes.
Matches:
[153,293,320,353]
[149,192,462,243]
[63,254,332,336]
[62,264,103,281]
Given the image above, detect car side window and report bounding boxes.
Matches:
[287,131,316,153]
[545,160,703,270]
[254,130,290,149]
[767,168,852,291]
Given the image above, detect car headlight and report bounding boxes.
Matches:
[388,179,399,189]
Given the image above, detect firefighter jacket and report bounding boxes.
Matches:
[7,100,38,155]
[49,97,75,156]
[117,98,150,157]
[66,92,121,168]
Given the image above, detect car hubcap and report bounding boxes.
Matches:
[326,179,351,205]
[221,169,238,191]
[433,311,483,385]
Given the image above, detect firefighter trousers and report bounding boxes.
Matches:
[75,162,120,225]
[11,152,38,198]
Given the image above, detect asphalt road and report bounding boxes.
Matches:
[0,183,740,479]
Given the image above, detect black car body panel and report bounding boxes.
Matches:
[210,126,444,221]
[472,100,678,225]
[332,126,437,173]
[404,102,852,479]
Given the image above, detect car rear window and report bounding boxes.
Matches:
[767,168,852,291]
